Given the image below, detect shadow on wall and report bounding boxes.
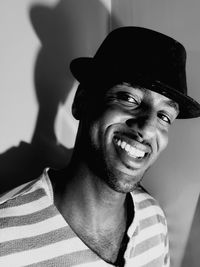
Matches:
[0,0,120,194]
[181,193,200,267]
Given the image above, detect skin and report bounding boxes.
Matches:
[72,82,179,192]
[52,82,179,263]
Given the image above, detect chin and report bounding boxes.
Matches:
[104,167,143,193]
[109,181,139,193]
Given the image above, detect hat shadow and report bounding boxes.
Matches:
[0,0,121,194]
[31,0,112,144]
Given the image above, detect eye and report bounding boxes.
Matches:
[158,112,172,125]
[116,92,139,107]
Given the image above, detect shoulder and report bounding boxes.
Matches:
[131,185,167,228]
[0,168,54,211]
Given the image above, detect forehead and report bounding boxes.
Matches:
[109,82,179,112]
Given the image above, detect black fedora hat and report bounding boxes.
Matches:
[70,26,200,119]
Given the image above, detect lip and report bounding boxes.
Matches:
[110,131,152,170]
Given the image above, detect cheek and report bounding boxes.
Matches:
[101,106,128,125]
[89,111,121,146]
[158,129,169,153]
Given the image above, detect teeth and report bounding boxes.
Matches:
[125,144,130,151]
[117,140,121,146]
[130,147,145,158]
[115,138,145,158]
[121,141,126,149]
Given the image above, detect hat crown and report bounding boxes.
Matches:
[93,27,187,95]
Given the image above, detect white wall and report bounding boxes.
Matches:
[111,1,200,266]
[0,0,111,189]
[1,1,200,266]
[0,0,39,152]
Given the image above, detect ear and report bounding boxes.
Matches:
[72,84,87,120]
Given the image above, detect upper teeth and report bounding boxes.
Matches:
[116,139,145,158]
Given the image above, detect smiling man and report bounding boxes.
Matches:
[89,82,179,194]
[1,27,200,267]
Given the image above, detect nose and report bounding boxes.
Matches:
[126,112,157,141]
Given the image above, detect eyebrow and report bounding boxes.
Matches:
[164,99,179,113]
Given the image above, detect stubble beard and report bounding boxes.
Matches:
[87,146,144,194]
[101,162,144,193]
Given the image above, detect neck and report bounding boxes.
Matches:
[54,160,127,228]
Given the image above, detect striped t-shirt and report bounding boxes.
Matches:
[0,169,169,266]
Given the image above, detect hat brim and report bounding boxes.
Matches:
[70,57,200,119]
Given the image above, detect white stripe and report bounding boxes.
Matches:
[137,205,164,220]
[133,192,154,202]
[0,238,88,267]
[128,243,165,266]
[135,223,165,245]
[0,195,51,218]
[74,260,113,267]
[0,214,67,242]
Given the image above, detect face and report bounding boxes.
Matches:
[78,83,179,193]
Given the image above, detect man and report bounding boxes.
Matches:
[0,27,200,266]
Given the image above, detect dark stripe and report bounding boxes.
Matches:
[0,205,57,228]
[0,188,46,209]
[135,198,159,210]
[130,234,165,257]
[0,225,76,256]
[139,214,166,230]
[28,249,101,267]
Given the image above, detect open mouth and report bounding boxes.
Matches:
[114,136,148,160]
